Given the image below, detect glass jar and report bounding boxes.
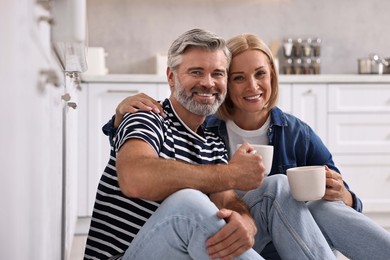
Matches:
[294,58,303,74]
[303,58,313,74]
[303,38,313,57]
[312,38,321,57]
[284,58,293,74]
[313,58,321,74]
[283,38,294,57]
[294,38,303,58]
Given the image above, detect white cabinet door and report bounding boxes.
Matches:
[333,154,390,216]
[278,84,292,113]
[0,2,65,259]
[292,84,328,144]
[83,83,160,216]
[328,114,390,154]
[63,74,80,257]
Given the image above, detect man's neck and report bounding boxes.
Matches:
[169,98,206,132]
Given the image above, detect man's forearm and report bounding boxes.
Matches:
[118,156,236,201]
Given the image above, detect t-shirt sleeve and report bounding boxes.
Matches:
[114,111,164,154]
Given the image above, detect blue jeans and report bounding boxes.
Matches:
[308,200,390,260]
[243,175,335,259]
[123,175,337,259]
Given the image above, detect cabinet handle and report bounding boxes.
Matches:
[40,69,61,88]
[38,15,54,25]
[304,89,313,95]
[67,102,77,109]
[62,93,71,101]
[107,90,139,94]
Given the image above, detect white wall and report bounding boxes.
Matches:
[86,0,390,74]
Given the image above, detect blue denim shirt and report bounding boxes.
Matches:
[203,106,363,212]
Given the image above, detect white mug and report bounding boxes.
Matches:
[287,166,326,201]
[237,144,274,176]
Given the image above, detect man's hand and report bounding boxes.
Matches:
[206,209,256,260]
[228,143,266,191]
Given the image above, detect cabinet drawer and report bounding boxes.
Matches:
[328,114,390,154]
[333,154,390,213]
[329,84,390,112]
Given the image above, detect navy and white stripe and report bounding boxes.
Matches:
[84,99,228,259]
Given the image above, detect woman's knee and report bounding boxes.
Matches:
[244,174,291,205]
[261,174,290,197]
[307,200,348,223]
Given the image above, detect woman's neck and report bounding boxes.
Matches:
[232,110,270,130]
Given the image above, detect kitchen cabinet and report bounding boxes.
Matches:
[0,2,82,259]
[63,73,81,259]
[280,81,390,230]
[291,84,327,143]
[326,84,390,228]
[77,81,170,216]
[277,84,292,113]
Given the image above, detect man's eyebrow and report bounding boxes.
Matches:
[214,68,227,74]
[187,67,204,71]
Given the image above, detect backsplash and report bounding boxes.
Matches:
[86,0,390,75]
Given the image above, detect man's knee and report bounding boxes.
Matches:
[162,189,218,216]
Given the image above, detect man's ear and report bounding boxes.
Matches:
[167,67,175,88]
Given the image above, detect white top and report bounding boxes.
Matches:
[226,116,271,158]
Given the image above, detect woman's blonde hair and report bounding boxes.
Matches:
[216,34,279,120]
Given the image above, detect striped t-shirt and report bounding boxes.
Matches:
[84,98,228,259]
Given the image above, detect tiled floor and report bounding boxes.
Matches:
[69,218,389,260]
[69,234,351,260]
[70,217,90,260]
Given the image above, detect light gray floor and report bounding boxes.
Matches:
[69,217,389,260]
[70,235,87,260]
[68,234,351,260]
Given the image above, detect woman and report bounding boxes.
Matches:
[107,33,390,259]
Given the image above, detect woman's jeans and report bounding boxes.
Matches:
[307,200,390,260]
[123,174,389,259]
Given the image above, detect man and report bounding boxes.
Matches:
[84,29,336,260]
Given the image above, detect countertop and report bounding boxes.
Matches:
[81,74,390,84]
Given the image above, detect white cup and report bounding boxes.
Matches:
[237,144,274,176]
[287,166,326,201]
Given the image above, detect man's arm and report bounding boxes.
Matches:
[116,139,265,201]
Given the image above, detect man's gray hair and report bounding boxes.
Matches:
[167,29,231,72]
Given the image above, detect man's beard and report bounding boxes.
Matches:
[172,77,226,116]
